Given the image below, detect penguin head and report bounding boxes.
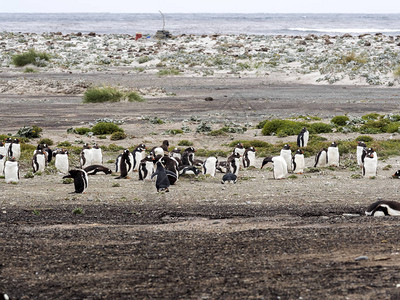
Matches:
[162,140,169,147]
[236,142,244,149]
[247,146,256,152]
[185,147,195,152]
[296,149,304,155]
[330,142,337,147]
[93,143,99,149]
[283,144,291,150]
[357,141,367,147]
[13,138,20,143]
[261,157,273,169]
[392,170,400,178]
[83,143,91,149]
[302,127,307,132]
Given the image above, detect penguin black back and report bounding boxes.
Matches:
[63,169,88,193]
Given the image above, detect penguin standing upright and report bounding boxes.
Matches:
[8,139,21,160]
[261,156,288,180]
[161,156,179,185]
[133,144,146,171]
[203,156,218,177]
[91,143,103,165]
[297,127,309,148]
[280,144,292,172]
[234,142,245,167]
[356,141,366,167]
[182,147,196,166]
[227,152,241,176]
[314,148,328,167]
[54,149,69,174]
[0,154,5,175]
[35,143,53,163]
[151,161,177,192]
[80,143,93,168]
[292,149,305,174]
[365,200,400,216]
[139,155,155,181]
[243,146,256,168]
[115,149,133,179]
[63,169,88,193]
[32,149,47,173]
[4,158,19,183]
[4,138,12,157]
[362,148,377,178]
[327,142,340,167]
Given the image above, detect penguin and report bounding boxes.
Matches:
[151,161,177,192]
[327,142,340,167]
[221,173,237,184]
[234,142,245,167]
[151,140,169,158]
[84,165,112,175]
[292,149,305,174]
[203,156,218,177]
[91,143,103,165]
[160,156,179,185]
[4,158,19,183]
[0,154,5,175]
[54,149,69,174]
[80,143,93,168]
[4,138,12,157]
[243,146,256,168]
[227,152,240,176]
[365,200,400,216]
[139,155,155,181]
[171,147,182,160]
[392,170,400,178]
[178,165,201,176]
[32,149,47,173]
[261,156,288,180]
[362,148,377,178]
[115,149,133,179]
[63,169,88,193]
[0,141,6,157]
[133,144,147,171]
[297,127,309,148]
[35,143,53,163]
[216,161,228,173]
[361,147,377,165]
[314,148,328,167]
[8,139,21,160]
[280,144,292,172]
[192,159,203,168]
[182,147,196,166]
[356,141,367,167]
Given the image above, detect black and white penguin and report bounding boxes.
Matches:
[80,143,93,169]
[4,138,12,157]
[84,165,112,175]
[227,152,240,176]
[54,149,69,174]
[234,142,245,167]
[216,161,228,173]
[243,146,256,168]
[0,141,5,157]
[292,149,305,174]
[356,141,367,167]
[139,155,155,181]
[133,144,147,171]
[179,165,201,176]
[365,200,400,216]
[280,144,292,172]
[4,157,19,183]
[171,147,182,160]
[221,173,237,184]
[327,142,340,167]
[35,143,53,163]
[362,148,377,178]
[91,143,103,165]
[0,154,5,175]
[392,170,400,178]
[261,156,288,180]
[203,156,218,177]
[314,148,328,167]
[8,139,21,160]
[182,147,196,166]
[151,140,169,158]
[151,161,177,192]
[63,169,88,194]
[115,149,133,179]
[32,149,47,173]
[297,127,309,148]
[160,156,179,185]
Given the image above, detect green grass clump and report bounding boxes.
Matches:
[58,141,72,147]
[24,67,37,73]
[196,149,230,158]
[12,49,50,67]
[309,122,332,134]
[101,144,125,152]
[72,207,84,215]
[158,68,181,76]
[359,119,390,134]
[110,131,127,140]
[338,52,367,65]
[75,127,92,135]
[165,129,184,135]
[362,113,381,121]
[92,122,123,135]
[394,66,400,77]
[17,125,42,138]
[178,140,194,146]
[331,115,350,126]
[38,138,54,146]
[228,140,272,149]
[355,135,373,142]
[126,91,145,102]
[83,87,124,103]
[261,119,307,137]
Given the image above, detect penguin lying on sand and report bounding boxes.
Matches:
[179,165,201,176]
[221,173,237,184]
[365,200,400,216]
[151,161,177,192]
[63,169,88,194]
[84,165,112,175]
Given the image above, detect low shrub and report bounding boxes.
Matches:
[228,140,272,149]
[12,49,50,67]
[110,131,127,140]
[38,138,54,146]
[75,127,92,135]
[165,129,183,135]
[309,122,332,134]
[362,113,381,121]
[178,140,193,146]
[58,141,72,147]
[331,115,349,126]
[158,68,181,76]
[17,125,42,138]
[91,122,123,135]
[262,119,307,137]
[127,91,145,102]
[83,87,124,103]
[355,135,373,142]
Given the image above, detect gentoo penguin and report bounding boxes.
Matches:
[160,156,179,185]
[115,149,133,179]
[356,141,367,167]
[261,156,288,180]
[80,143,93,169]
[8,139,21,160]
[227,152,241,176]
[314,148,328,167]
[84,165,112,175]
[0,141,5,157]
[133,144,147,171]
[139,155,155,181]
[292,149,305,174]
[54,149,69,174]
[365,200,400,216]
[32,149,47,173]
[4,138,12,157]
[280,144,292,172]
[362,148,377,178]
[4,158,19,183]
[234,142,245,167]
[216,161,228,173]
[35,143,53,163]
[221,173,237,184]
[0,154,5,175]
[91,143,103,165]
[243,146,256,168]
[151,140,169,158]
[393,170,400,178]
[203,156,218,177]
[151,161,177,192]
[171,148,182,160]
[297,127,309,148]
[182,147,196,166]
[327,142,340,167]
[63,169,88,193]
[179,165,201,176]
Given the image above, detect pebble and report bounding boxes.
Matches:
[355,256,369,261]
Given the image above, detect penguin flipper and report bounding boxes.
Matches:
[151,171,159,179]
[165,170,178,179]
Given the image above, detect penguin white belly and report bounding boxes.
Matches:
[144,161,154,180]
[5,161,19,183]
[0,146,6,156]
[204,157,217,177]
[81,149,93,168]
[280,150,292,171]
[327,148,340,166]
[315,151,327,167]
[363,157,377,178]
[273,156,288,179]
[247,152,256,167]
[9,144,21,160]
[303,131,309,147]
[35,154,46,172]
[55,154,69,174]
[153,147,164,157]
[91,149,103,165]
[356,146,364,166]
[0,157,5,175]
[293,155,305,174]
[134,152,142,171]
[235,148,245,167]
[127,153,134,175]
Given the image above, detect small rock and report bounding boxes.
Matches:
[355,256,369,261]
[205,97,214,101]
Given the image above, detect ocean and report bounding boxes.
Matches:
[0,13,400,36]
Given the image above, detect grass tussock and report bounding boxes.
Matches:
[12,49,50,67]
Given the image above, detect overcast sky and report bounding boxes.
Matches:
[2,0,400,13]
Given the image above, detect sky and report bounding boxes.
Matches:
[2,0,400,13]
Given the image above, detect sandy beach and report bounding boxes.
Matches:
[1,33,400,299]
